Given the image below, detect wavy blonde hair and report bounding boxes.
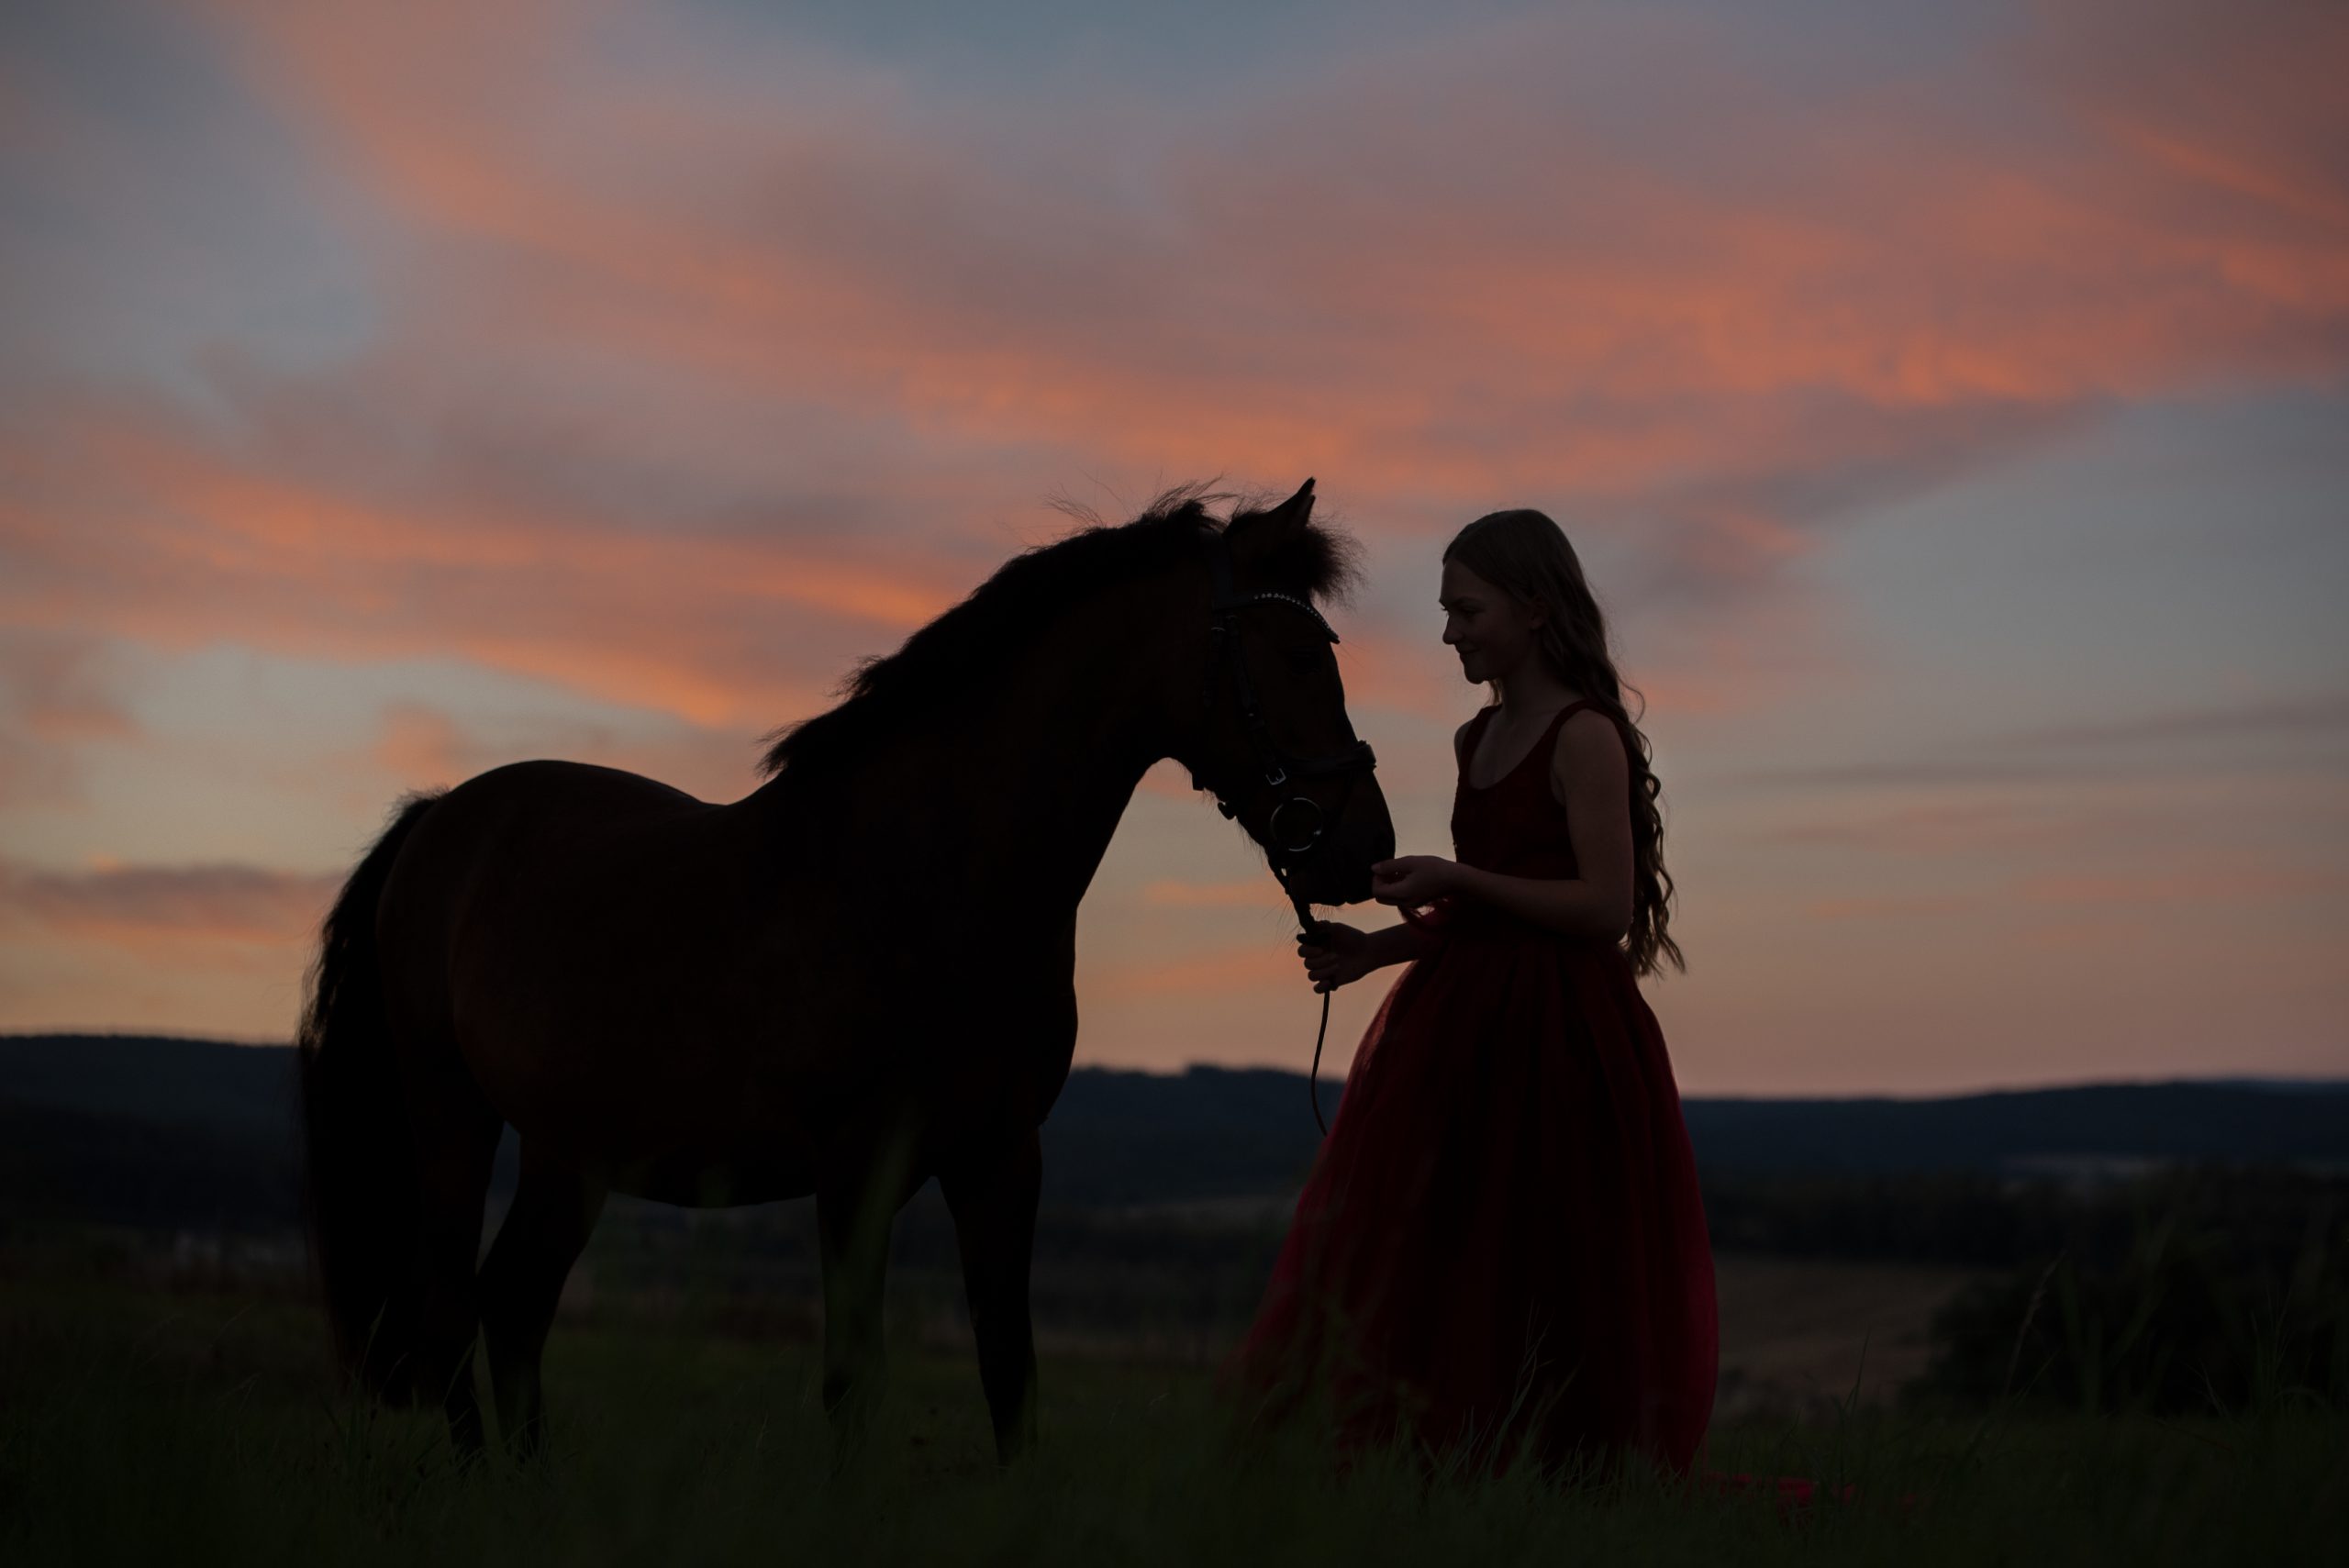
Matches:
[1444,509,1685,978]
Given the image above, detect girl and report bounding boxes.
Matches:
[1225,507,1718,1483]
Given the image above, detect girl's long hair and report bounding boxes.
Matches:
[1444,509,1685,979]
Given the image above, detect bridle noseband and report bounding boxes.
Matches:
[1186,524,1380,1136]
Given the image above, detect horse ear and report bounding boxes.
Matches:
[1230,478,1316,555]
[1230,476,1360,601]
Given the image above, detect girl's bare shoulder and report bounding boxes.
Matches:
[1548,706,1629,796]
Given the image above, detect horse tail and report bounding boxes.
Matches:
[296,789,444,1401]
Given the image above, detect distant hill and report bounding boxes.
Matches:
[1680,1083,2349,1175]
[3,1033,2343,1236]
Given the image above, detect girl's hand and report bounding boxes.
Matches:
[1297,921,1374,993]
[1370,855,1462,908]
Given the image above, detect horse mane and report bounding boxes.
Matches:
[755,482,1363,783]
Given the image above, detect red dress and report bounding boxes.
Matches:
[1226,699,1719,1480]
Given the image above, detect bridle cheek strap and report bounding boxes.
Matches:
[1186,525,1381,1140]
[1187,526,1378,867]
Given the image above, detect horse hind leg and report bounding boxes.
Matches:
[404,1062,504,1465]
[479,1153,606,1460]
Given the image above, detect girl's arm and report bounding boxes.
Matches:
[1296,917,1436,993]
[1363,919,1442,969]
[1450,865,1626,940]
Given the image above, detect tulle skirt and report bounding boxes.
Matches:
[1224,908,1718,1480]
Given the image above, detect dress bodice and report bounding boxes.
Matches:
[1450,700,1603,879]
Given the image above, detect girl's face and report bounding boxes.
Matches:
[1439,557,1544,685]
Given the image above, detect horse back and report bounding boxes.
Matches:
[372,760,1071,1197]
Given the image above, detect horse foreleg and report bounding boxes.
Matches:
[479,1155,605,1461]
[941,1126,1042,1462]
[815,1159,907,1466]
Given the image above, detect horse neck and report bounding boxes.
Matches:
[755,585,1178,924]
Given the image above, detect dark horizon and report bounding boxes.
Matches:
[6,1029,2345,1105]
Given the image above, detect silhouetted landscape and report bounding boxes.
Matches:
[6,1031,2343,1421]
[7,1032,2344,1232]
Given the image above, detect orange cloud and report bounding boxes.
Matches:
[194,0,2349,512]
[0,857,341,953]
[351,701,768,804]
[3,1,2343,1079]
[0,630,135,808]
[1802,891,1980,922]
[4,0,2334,755]
[1798,854,2345,923]
[1089,942,1297,1000]
[0,399,961,733]
[1140,879,1286,909]
[2015,868,2349,906]
[373,703,466,788]
[1771,801,2085,856]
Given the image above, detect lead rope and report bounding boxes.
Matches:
[1307,985,1332,1138]
[1271,862,1334,1137]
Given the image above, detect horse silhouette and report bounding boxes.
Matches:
[295,479,1393,1463]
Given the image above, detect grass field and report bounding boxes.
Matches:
[4,1255,2343,1567]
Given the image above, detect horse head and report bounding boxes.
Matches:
[1181,478,1396,910]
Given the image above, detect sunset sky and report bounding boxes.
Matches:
[2,0,2343,1093]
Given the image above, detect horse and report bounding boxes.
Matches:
[295,477,1395,1464]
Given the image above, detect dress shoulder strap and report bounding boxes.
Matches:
[1465,699,1621,765]
[1540,699,1609,750]
[1546,699,1639,766]
[1553,699,1640,770]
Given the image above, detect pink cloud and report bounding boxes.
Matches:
[1802,891,1981,922]
[1140,879,1286,909]
[355,700,764,803]
[2015,867,2349,906]
[196,0,2349,511]
[372,702,466,788]
[3,0,2335,751]
[0,397,962,732]
[1090,941,1297,1000]
[1799,852,2346,923]
[3,2,2343,1078]
[0,630,135,808]
[0,856,341,954]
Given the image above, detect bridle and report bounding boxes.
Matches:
[1186,526,1379,865]
[1186,524,1379,1134]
